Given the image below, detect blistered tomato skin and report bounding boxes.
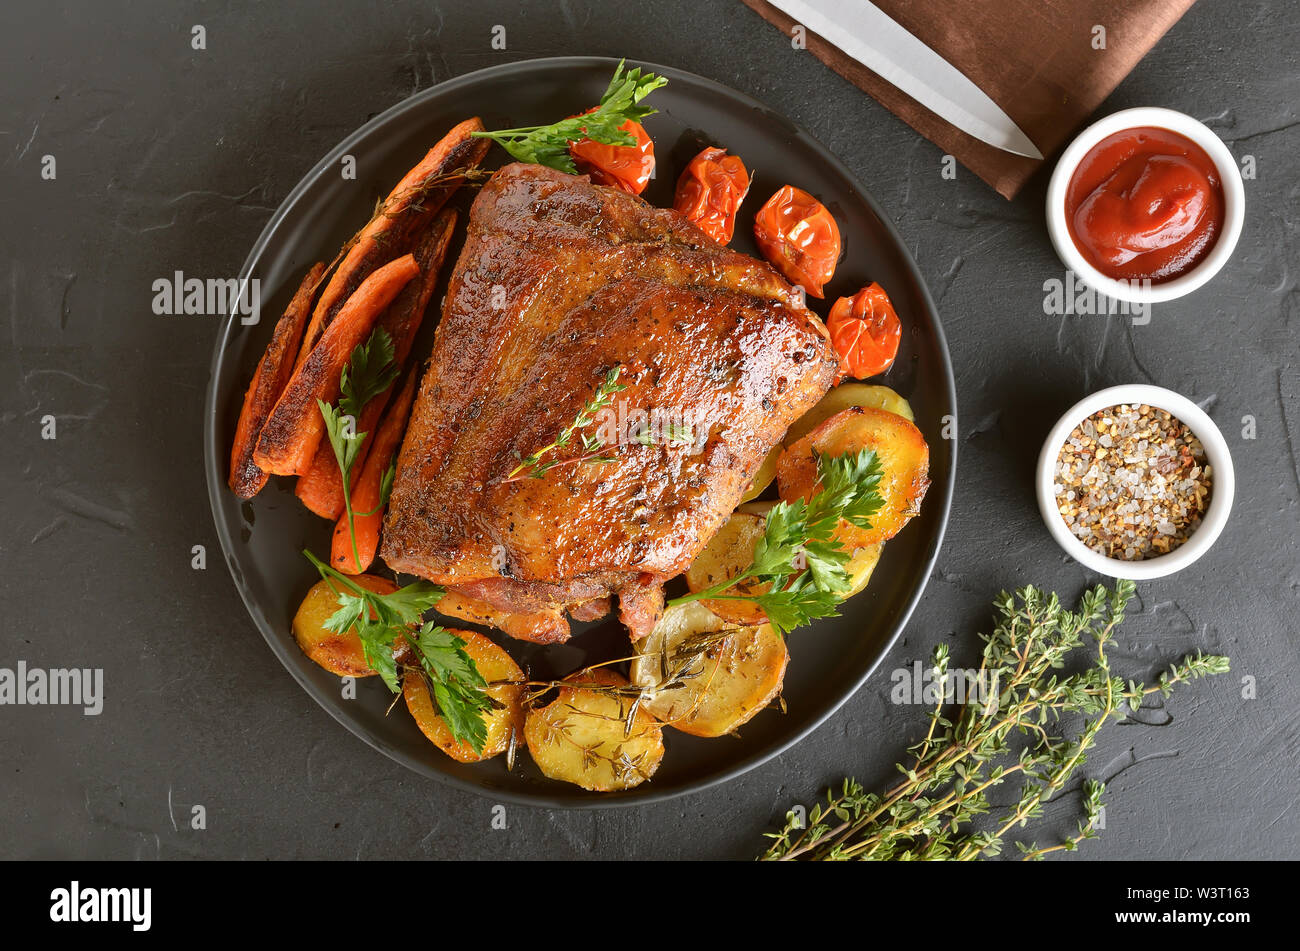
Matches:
[753,185,841,298]
[673,147,750,244]
[1065,126,1224,284]
[826,282,902,380]
[569,117,655,195]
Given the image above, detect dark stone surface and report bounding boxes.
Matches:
[2,0,1296,859]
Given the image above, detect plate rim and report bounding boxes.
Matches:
[203,54,957,809]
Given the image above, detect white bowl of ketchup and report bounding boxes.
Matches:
[1046,107,1245,304]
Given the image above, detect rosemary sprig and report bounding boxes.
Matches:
[520,627,736,738]
[759,580,1230,860]
[537,703,656,785]
[303,551,493,753]
[669,449,884,636]
[472,60,667,174]
[503,366,627,481]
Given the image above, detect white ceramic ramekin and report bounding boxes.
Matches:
[1046,107,1245,305]
[1036,384,1234,580]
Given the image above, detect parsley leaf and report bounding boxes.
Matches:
[302,552,494,754]
[318,399,366,475]
[669,448,885,636]
[357,457,398,517]
[302,330,493,752]
[408,623,494,753]
[472,60,668,174]
[319,327,399,570]
[339,327,399,420]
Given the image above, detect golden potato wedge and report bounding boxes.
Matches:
[404,628,524,763]
[685,512,770,625]
[785,383,915,447]
[777,406,930,548]
[843,543,884,599]
[292,574,397,677]
[630,602,788,738]
[740,445,782,502]
[524,669,664,791]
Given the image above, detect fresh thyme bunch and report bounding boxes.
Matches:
[761,580,1229,860]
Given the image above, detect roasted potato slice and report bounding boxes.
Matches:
[778,406,930,548]
[523,669,664,791]
[630,602,788,738]
[292,574,397,677]
[740,445,781,502]
[785,383,915,447]
[844,543,884,599]
[403,628,524,763]
[685,512,770,625]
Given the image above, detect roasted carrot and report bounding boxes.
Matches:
[294,209,459,519]
[228,262,327,498]
[295,118,488,367]
[331,368,420,574]
[253,254,419,477]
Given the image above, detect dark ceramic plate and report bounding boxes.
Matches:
[204,56,956,808]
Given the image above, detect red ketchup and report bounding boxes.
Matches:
[1065,127,1224,283]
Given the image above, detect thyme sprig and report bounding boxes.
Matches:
[503,366,628,482]
[322,165,489,271]
[537,705,657,785]
[520,627,738,737]
[473,60,667,174]
[669,449,884,636]
[760,580,1230,860]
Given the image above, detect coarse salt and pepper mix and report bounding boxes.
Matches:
[1053,403,1212,561]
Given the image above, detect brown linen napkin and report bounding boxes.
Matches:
[740,0,1197,198]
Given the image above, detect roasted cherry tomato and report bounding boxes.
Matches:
[753,185,841,297]
[826,283,903,380]
[673,147,750,244]
[569,112,655,195]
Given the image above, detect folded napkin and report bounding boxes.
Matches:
[740,0,1197,198]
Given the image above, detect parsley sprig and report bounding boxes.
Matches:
[304,330,493,753]
[316,328,400,569]
[670,449,884,636]
[405,623,495,750]
[472,60,668,174]
[304,552,494,753]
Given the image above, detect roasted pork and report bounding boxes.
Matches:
[381,163,837,641]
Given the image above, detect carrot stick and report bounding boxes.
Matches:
[253,254,419,477]
[294,209,459,519]
[295,118,488,367]
[228,262,326,498]
[331,368,420,574]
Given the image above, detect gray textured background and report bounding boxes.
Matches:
[2,0,1296,860]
